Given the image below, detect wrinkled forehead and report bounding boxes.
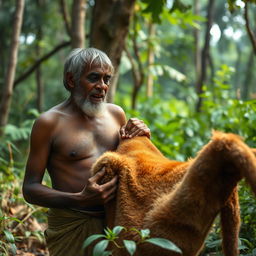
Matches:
[84,56,114,75]
[84,59,113,75]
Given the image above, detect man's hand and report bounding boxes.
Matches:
[78,168,118,207]
[120,118,151,139]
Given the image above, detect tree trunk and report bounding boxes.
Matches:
[71,0,86,48]
[35,0,44,112]
[59,0,71,37]
[244,2,256,55]
[90,0,136,103]
[193,0,201,87]
[0,0,24,130]
[196,0,215,112]
[146,22,155,98]
[234,44,242,93]
[242,50,254,100]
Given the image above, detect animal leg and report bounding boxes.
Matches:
[220,187,240,256]
[143,132,256,256]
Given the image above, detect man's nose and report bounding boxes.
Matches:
[95,78,107,89]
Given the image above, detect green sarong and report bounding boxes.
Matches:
[45,208,104,256]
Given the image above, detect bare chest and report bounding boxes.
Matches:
[50,115,121,161]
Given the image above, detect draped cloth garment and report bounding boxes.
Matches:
[45,208,104,256]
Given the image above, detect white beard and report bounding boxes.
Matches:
[73,93,106,117]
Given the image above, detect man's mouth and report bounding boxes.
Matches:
[90,94,105,101]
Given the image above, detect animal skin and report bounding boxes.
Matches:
[92,131,256,256]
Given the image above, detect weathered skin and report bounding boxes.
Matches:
[22,63,151,211]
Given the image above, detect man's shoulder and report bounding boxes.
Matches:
[106,103,126,125]
[33,107,63,130]
[106,103,125,115]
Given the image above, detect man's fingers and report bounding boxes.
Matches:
[124,118,139,132]
[120,125,126,137]
[104,193,116,204]
[123,118,147,138]
[89,167,106,183]
[128,124,145,135]
[101,175,118,190]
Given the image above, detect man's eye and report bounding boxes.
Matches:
[103,76,111,84]
[87,74,100,83]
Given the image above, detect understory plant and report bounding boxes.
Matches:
[83,226,182,256]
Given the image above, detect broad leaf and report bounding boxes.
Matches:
[83,234,105,249]
[140,229,150,239]
[93,239,109,256]
[123,240,137,256]
[113,225,125,235]
[145,238,182,253]
[3,230,15,243]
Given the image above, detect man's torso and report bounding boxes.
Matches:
[45,103,122,194]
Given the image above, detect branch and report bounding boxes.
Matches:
[59,0,71,37]
[14,40,71,87]
[124,44,140,87]
[244,2,256,55]
[131,15,144,86]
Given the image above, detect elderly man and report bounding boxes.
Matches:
[22,48,150,256]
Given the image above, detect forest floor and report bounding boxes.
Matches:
[1,199,49,256]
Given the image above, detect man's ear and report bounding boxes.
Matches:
[66,72,75,89]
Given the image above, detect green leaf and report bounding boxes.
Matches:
[140,229,150,239]
[10,243,17,254]
[83,234,105,249]
[123,240,137,256]
[145,238,182,253]
[93,239,110,256]
[102,251,112,256]
[112,226,125,235]
[3,230,15,243]
[169,0,191,12]
[141,0,165,23]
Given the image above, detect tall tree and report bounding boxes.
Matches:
[0,0,25,131]
[193,0,201,88]
[196,0,215,112]
[35,0,44,112]
[125,14,145,109]
[146,21,155,98]
[244,1,256,55]
[71,0,86,48]
[242,49,254,99]
[90,0,136,102]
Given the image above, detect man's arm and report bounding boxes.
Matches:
[23,114,117,209]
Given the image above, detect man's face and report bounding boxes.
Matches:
[73,64,112,117]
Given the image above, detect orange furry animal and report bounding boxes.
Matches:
[92,131,256,256]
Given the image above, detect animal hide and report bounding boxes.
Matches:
[92,131,256,256]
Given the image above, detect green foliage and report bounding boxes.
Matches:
[83,226,181,256]
[239,181,256,253]
[140,0,192,23]
[124,65,256,161]
[0,108,46,255]
[141,0,166,23]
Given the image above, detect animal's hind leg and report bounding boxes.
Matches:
[143,132,256,256]
[220,187,240,256]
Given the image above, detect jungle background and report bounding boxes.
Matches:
[1,0,256,255]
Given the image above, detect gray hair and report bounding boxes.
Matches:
[63,48,114,90]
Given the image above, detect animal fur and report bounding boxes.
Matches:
[92,131,256,256]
